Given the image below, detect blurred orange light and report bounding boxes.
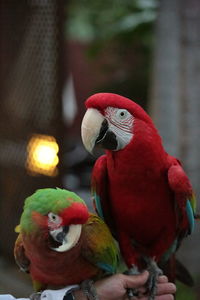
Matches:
[26,134,59,176]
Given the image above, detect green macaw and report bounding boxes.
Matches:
[14,188,119,291]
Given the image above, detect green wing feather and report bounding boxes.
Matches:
[82,213,119,274]
[190,192,196,213]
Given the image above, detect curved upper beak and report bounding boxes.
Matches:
[81,108,118,153]
[81,108,104,154]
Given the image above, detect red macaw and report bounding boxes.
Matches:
[81,92,196,299]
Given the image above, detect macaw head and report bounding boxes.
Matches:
[81,93,157,154]
[20,188,89,253]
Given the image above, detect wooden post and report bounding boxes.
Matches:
[149,0,200,275]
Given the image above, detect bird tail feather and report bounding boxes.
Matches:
[160,255,194,287]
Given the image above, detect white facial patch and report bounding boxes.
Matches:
[48,212,62,230]
[105,107,134,150]
[109,123,133,150]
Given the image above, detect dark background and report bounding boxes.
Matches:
[0,0,199,299]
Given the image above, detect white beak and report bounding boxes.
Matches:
[81,108,104,153]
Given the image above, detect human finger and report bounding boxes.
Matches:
[140,294,174,300]
[155,295,174,300]
[157,276,169,283]
[156,282,176,296]
[124,271,149,289]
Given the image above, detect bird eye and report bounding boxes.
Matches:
[48,212,62,225]
[116,109,129,120]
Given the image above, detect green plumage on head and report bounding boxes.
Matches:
[20,188,85,233]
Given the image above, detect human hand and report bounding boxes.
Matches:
[93,271,176,300]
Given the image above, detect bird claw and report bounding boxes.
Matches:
[127,288,139,299]
[145,258,163,300]
[125,265,141,299]
[124,264,140,276]
[30,292,42,300]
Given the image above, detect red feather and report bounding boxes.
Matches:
[60,202,89,225]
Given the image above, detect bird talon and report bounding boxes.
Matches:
[127,287,139,299]
[124,265,141,299]
[124,264,140,276]
[30,292,42,300]
[144,258,163,300]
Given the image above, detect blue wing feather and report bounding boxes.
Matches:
[96,262,116,274]
[91,155,116,232]
[186,199,195,234]
[93,192,104,220]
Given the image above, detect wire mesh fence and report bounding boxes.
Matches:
[0,0,65,259]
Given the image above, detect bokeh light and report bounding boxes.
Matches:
[26,134,59,176]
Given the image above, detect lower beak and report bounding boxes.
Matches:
[95,119,118,150]
[54,225,69,244]
[50,224,82,252]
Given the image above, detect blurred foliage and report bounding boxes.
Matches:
[176,281,196,300]
[66,0,157,43]
[65,0,158,107]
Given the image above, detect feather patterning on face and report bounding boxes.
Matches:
[14,188,119,291]
[81,93,197,299]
